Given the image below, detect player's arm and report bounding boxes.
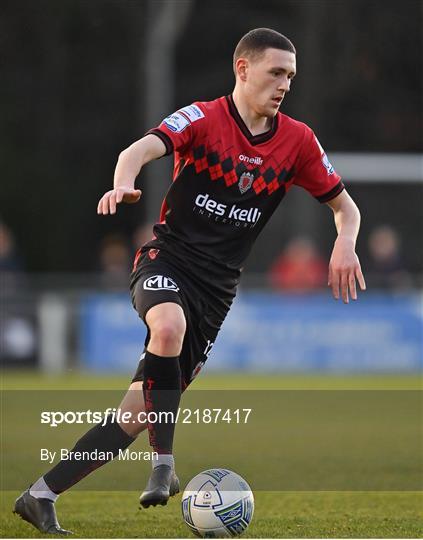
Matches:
[326,190,366,303]
[97,134,166,215]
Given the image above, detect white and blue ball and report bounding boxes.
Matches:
[181,469,254,538]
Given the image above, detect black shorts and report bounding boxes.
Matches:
[129,248,237,390]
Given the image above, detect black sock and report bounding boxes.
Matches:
[43,416,135,494]
[142,351,181,455]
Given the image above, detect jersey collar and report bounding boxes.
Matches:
[226,94,279,145]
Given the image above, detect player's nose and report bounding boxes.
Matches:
[278,76,291,92]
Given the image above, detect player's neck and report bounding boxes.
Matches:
[231,90,273,136]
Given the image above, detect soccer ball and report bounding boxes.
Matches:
[181,469,254,538]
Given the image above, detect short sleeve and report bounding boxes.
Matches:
[146,103,207,156]
[294,127,344,203]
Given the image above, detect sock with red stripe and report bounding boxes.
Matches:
[142,351,181,460]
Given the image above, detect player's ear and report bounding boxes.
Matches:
[235,57,248,82]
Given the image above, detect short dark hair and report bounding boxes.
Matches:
[233,28,296,71]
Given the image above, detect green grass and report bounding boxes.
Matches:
[1,491,422,538]
[1,371,422,538]
[2,370,422,390]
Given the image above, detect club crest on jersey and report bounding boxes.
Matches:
[238,171,254,194]
[143,275,179,292]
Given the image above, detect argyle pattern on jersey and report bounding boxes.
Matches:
[190,144,295,195]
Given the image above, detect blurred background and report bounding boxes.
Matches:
[1,0,422,375]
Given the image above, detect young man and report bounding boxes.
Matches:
[14,28,365,534]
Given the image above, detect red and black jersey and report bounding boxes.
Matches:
[143,95,344,276]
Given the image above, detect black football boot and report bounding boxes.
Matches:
[139,465,180,508]
[13,489,72,535]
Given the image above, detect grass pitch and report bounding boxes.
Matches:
[2,490,422,538]
[1,371,422,538]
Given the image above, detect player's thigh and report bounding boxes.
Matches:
[131,264,187,354]
[130,259,186,324]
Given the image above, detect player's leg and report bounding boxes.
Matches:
[14,382,148,534]
[138,291,230,508]
[139,302,186,507]
[116,380,147,437]
[134,257,236,508]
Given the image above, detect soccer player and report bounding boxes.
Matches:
[14,28,365,534]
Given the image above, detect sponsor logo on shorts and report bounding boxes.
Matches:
[179,104,204,123]
[143,275,180,292]
[163,112,190,133]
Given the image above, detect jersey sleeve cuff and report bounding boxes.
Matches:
[315,181,345,203]
[146,128,174,156]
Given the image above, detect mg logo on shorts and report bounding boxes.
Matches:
[143,275,179,292]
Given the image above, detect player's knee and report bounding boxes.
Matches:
[146,303,186,355]
[150,319,185,353]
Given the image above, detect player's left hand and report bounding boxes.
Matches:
[328,237,366,303]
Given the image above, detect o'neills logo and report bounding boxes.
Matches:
[193,193,261,228]
[239,154,263,165]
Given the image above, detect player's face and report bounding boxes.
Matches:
[243,48,296,117]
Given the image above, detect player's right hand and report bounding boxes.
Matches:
[97,187,142,215]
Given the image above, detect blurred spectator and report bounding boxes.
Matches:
[367,225,412,290]
[268,236,327,292]
[98,233,131,289]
